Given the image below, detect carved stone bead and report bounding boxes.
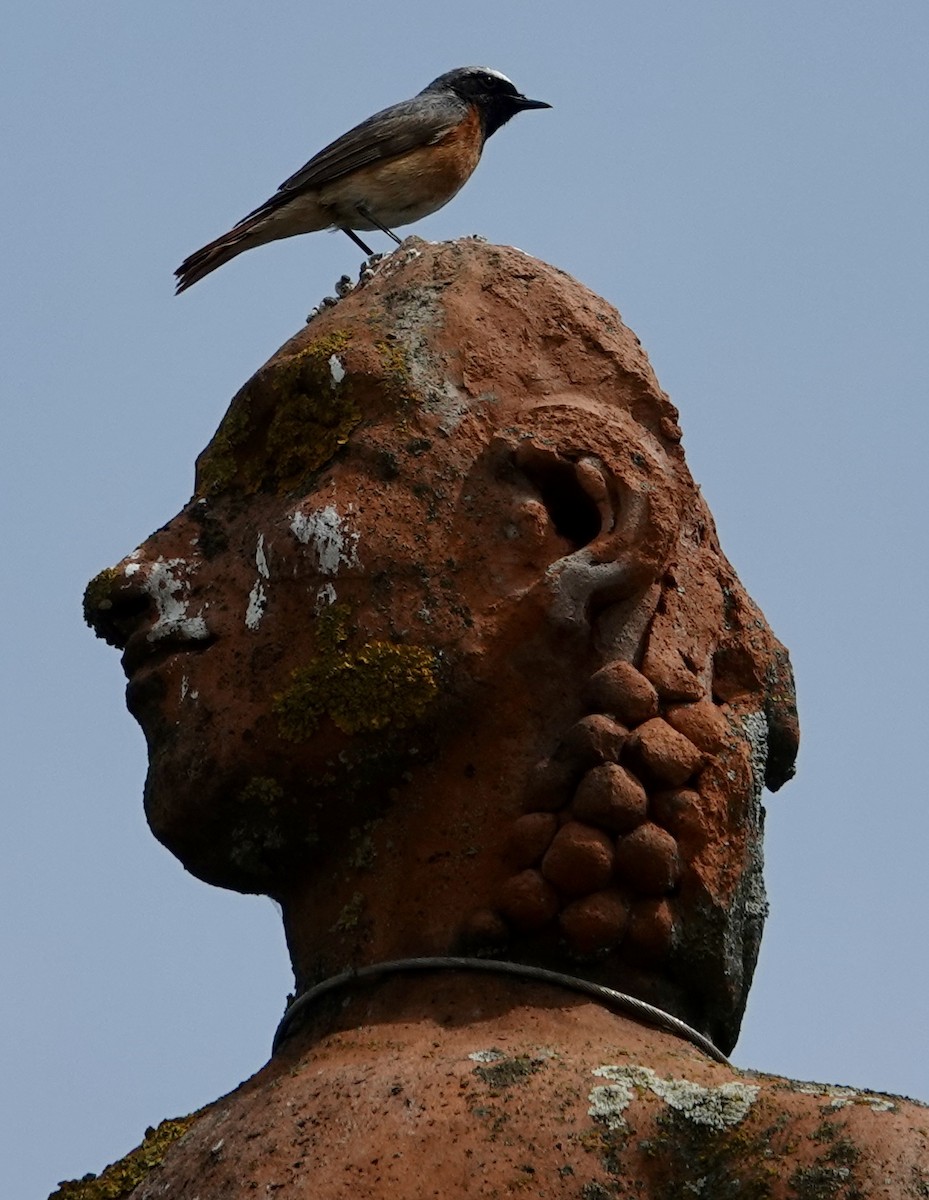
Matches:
[650,788,709,853]
[585,661,659,726]
[541,821,615,896]
[560,714,629,770]
[614,822,681,895]
[665,698,731,754]
[625,898,674,963]
[496,869,559,932]
[522,758,579,813]
[626,717,704,787]
[571,762,647,833]
[559,890,629,956]
[505,812,559,869]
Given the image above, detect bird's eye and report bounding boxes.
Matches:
[481,73,499,89]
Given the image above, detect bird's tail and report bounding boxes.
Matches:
[174,222,259,294]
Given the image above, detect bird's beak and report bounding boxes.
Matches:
[514,95,552,110]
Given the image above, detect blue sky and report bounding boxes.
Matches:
[4,3,928,1195]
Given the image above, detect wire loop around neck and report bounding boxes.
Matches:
[271,955,730,1064]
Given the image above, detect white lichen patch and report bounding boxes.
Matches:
[245,534,270,631]
[468,1049,505,1064]
[315,582,337,610]
[130,558,209,643]
[793,1082,896,1112]
[590,1065,759,1132]
[588,1080,637,1131]
[291,505,360,576]
[328,354,346,386]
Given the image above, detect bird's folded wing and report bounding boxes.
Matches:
[236,95,464,225]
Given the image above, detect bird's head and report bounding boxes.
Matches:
[425,66,551,138]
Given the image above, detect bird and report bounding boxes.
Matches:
[174,66,551,293]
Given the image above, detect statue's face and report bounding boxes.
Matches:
[86,373,685,891]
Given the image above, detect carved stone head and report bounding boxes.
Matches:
[85,239,797,1052]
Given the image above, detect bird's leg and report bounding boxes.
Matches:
[341,227,376,256]
[355,206,403,246]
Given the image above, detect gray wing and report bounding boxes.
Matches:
[237,92,465,224]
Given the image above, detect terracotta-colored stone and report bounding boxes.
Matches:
[559,713,629,769]
[585,660,659,726]
[650,788,709,854]
[626,717,704,786]
[496,869,559,931]
[522,757,578,813]
[625,898,675,963]
[571,762,647,833]
[62,977,929,1200]
[504,811,558,868]
[541,821,615,895]
[665,698,731,753]
[74,239,901,1200]
[615,822,681,895]
[640,642,705,702]
[559,889,628,956]
[459,907,509,952]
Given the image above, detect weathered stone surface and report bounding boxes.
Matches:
[571,762,648,833]
[615,823,682,895]
[505,811,558,868]
[541,822,615,895]
[650,788,710,854]
[83,238,799,1050]
[625,898,675,963]
[586,660,659,726]
[79,239,921,1200]
[626,718,705,787]
[559,714,629,770]
[559,889,628,955]
[64,977,929,1200]
[665,698,732,753]
[497,869,559,931]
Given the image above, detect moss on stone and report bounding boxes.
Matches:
[331,890,365,932]
[237,776,285,809]
[473,1055,545,1091]
[195,331,360,496]
[48,1115,198,1200]
[273,604,438,740]
[82,567,119,631]
[375,337,416,404]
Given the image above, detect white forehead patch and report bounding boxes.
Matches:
[470,66,513,85]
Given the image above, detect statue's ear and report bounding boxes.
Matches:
[491,411,679,634]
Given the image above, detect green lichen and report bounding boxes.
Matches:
[331,890,365,932]
[634,1107,779,1199]
[376,337,416,404]
[82,567,118,631]
[48,1115,197,1200]
[473,1055,545,1091]
[195,332,360,496]
[273,604,438,740]
[237,776,284,809]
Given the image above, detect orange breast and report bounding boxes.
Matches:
[319,106,485,229]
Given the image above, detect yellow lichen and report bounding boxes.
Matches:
[237,776,284,809]
[195,331,360,496]
[82,567,118,629]
[375,338,416,404]
[48,1115,198,1200]
[273,604,438,740]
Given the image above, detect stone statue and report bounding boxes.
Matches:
[71,240,925,1199]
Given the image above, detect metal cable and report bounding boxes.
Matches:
[271,955,729,1064]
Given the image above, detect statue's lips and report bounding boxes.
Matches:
[120,627,216,680]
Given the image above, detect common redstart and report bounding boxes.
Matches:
[174,66,550,293]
